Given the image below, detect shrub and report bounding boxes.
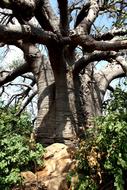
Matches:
[0,105,44,190]
[70,86,127,190]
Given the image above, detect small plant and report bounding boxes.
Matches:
[71,86,127,190]
[0,105,44,190]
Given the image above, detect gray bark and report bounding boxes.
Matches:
[34,49,103,146]
[34,47,78,145]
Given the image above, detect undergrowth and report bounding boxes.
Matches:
[68,86,127,190]
[0,105,44,190]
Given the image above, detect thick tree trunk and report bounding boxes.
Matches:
[34,48,103,146]
[81,65,103,125]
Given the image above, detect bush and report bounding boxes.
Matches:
[71,86,127,190]
[0,105,44,190]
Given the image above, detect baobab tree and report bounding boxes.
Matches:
[0,0,127,145]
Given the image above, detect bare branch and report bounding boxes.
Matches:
[107,85,114,93]
[75,0,99,34]
[4,79,36,108]
[35,0,59,32]
[43,0,59,32]
[1,24,127,52]
[96,56,127,95]
[95,27,127,41]
[68,0,82,13]
[0,0,36,24]
[115,55,127,74]
[0,63,30,86]
[21,80,36,99]
[22,73,36,81]
[0,86,4,96]
[16,90,37,115]
[74,2,90,28]
[8,82,35,90]
[73,51,117,74]
[0,24,59,45]
[5,92,22,107]
[71,35,127,52]
[57,0,69,36]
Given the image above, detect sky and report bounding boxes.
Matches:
[0,46,23,69]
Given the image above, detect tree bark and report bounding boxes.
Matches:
[34,48,103,146]
[34,47,78,145]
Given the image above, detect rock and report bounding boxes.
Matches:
[36,143,76,190]
[13,143,76,190]
[21,171,36,183]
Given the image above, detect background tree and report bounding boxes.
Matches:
[0,0,127,145]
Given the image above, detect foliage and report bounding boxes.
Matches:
[0,104,44,190]
[70,86,127,190]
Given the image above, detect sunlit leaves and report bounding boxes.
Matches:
[0,104,44,189]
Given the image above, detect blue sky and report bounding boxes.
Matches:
[50,0,114,29]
